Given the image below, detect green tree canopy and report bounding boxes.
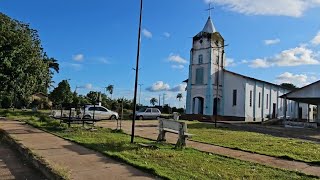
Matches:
[280,83,298,90]
[49,80,73,106]
[0,13,58,106]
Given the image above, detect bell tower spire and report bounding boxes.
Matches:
[203,3,216,33]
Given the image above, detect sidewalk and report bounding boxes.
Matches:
[0,141,45,180]
[97,120,320,178]
[0,120,155,180]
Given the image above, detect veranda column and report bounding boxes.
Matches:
[317,104,320,122]
[284,97,287,122]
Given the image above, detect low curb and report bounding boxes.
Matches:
[0,128,66,180]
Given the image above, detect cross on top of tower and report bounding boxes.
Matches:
[206,2,214,17]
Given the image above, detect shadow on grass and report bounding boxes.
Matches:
[188,122,320,143]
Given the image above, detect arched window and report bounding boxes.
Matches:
[198,54,203,64]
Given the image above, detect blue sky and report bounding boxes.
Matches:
[1,0,320,107]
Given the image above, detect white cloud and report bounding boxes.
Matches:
[168,54,188,64]
[96,57,110,64]
[249,46,320,68]
[146,81,170,92]
[264,38,280,45]
[69,63,83,71]
[72,54,84,62]
[169,84,187,92]
[79,83,93,90]
[241,60,249,64]
[204,0,320,17]
[275,72,311,87]
[225,58,236,67]
[142,28,152,38]
[250,59,270,68]
[311,31,320,45]
[163,32,171,38]
[171,65,184,69]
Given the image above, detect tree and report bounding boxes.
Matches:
[150,98,158,106]
[106,85,114,99]
[43,54,59,90]
[0,13,55,106]
[176,93,183,101]
[49,80,73,107]
[86,91,99,105]
[280,83,298,90]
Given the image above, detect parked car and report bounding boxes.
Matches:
[136,108,161,120]
[82,105,119,120]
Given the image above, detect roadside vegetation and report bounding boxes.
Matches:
[0,110,317,180]
[187,122,320,165]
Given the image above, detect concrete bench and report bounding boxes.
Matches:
[157,119,193,148]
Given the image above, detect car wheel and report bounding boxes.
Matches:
[83,115,91,119]
[156,116,161,120]
[139,116,143,120]
[110,115,116,120]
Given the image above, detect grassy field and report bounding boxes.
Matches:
[187,122,320,165]
[0,109,317,179]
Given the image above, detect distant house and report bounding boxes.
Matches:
[30,92,52,109]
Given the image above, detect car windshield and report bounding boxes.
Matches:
[138,107,147,112]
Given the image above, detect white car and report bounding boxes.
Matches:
[136,108,161,120]
[82,105,119,120]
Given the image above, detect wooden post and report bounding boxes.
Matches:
[176,122,186,149]
[157,120,165,142]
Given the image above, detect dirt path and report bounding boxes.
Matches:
[0,120,156,180]
[97,120,320,178]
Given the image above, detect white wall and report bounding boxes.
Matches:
[244,80,254,121]
[254,83,263,121]
[223,72,245,118]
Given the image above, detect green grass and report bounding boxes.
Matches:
[0,109,317,180]
[187,122,320,165]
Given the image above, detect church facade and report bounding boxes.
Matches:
[185,16,314,122]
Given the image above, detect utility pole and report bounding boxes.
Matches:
[138,84,143,105]
[158,94,161,106]
[163,93,166,106]
[131,0,143,144]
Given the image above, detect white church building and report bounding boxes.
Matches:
[185,16,315,122]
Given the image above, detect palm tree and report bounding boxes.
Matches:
[150,98,158,106]
[43,55,59,73]
[43,56,59,93]
[176,93,183,101]
[106,84,114,99]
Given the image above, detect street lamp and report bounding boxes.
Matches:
[131,0,143,143]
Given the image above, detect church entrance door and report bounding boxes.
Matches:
[213,98,220,115]
[193,97,204,115]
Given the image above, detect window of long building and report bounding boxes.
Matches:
[258,93,261,108]
[249,90,252,107]
[266,94,269,109]
[233,90,237,106]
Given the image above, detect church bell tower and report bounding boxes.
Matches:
[186,15,225,115]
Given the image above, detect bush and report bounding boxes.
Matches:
[1,96,13,108]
